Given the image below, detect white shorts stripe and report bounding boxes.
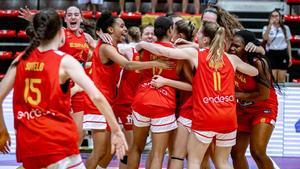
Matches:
[47,154,86,169]
[83,114,107,130]
[177,116,192,132]
[192,130,237,147]
[132,111,177,133]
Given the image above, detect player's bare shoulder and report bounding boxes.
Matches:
[224,52,240,67]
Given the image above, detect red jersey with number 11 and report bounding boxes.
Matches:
[192,48,237,132]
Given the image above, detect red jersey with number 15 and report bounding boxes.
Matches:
[192,48,237,132]
[59,28,89,63]
[13,49,78,162]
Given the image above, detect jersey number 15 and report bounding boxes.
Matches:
[24,78,42,106]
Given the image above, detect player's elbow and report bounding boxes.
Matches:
[90,93,106,105]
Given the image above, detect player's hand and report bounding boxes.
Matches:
[269,18,275,26]
[153,59,174,69]
[245,42,258,53]
[96,29,113,45]
[110,130,128,160]
[151,75,167,88]
[0,127,11,154]
[19,6,35,22]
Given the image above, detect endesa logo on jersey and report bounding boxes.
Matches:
[17,109,56,120]
[203,95,235,104]
[141,82,168,96]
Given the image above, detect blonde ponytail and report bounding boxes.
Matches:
[206,26,225,70]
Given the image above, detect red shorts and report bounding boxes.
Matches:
[113,104,133,131]
[237,104,277,133]
[22,153,67,169]
[23,154,84,169]
[71,91,86,113]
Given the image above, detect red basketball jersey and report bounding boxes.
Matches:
[59,28,89,63]
[13,49,78,162]
[114,48,142,106]
[85,41,121,115]
[235,60,278,110]
[192,48,237,132]
[132,42,179,117]
[179,91,192,120]
[235,71,258,92]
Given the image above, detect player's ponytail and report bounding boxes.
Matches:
[202,21,225,70]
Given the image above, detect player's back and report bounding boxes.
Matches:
[192,48,237,132]
[13,49,78,161]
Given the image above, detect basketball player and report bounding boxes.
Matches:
[0,9,127,169]
[135,21,258,169]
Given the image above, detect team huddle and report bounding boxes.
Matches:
[0,4,279,169]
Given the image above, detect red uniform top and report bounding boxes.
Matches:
[59,28,89,113]
[113,48,142,107]
[235,60,278,110]
[192,48,236,132]
[13,49,78,162]
[132,42,179,117]
[85,41,121,114]
[137,49,154,84]
[179,91,192,119]
[59,28,89,63]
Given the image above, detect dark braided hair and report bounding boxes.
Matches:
[14,8,61,66]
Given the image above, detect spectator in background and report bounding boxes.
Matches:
[150,0,172,13]
[166,0,174,13]
[263,9,292,83]
[78,0,103,17]
[119,0,141,13]
[181,0,218,14]
[182,0,200,14]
